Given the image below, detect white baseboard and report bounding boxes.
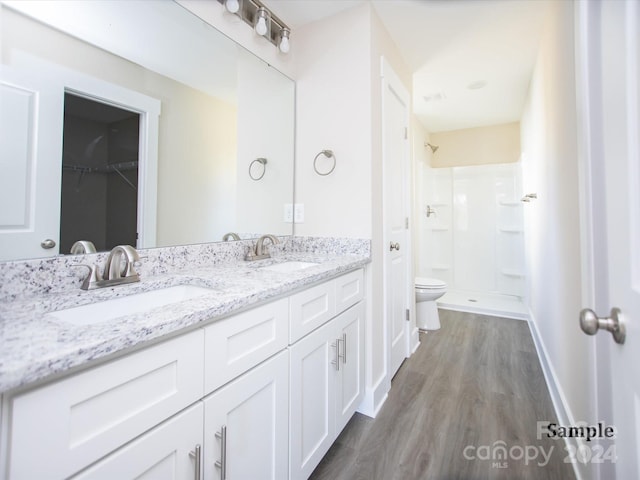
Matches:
[357,374,389,418]
[410,327,420,353]
[527,309,591,480]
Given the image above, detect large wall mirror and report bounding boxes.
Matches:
[0,0,295,262]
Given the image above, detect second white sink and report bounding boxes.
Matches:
[260,261,319,273]
[47,285,214,325]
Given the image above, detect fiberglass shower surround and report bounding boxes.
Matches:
[419,163,525,299]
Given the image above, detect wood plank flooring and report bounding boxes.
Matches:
[309,310,576,480]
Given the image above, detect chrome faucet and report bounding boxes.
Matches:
[245,234,280,261]
[75,244,141,290]
[222,232,241,241]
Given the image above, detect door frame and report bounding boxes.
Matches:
[380,56,413,382]
[20,54,161,250]
[574,1,618,479]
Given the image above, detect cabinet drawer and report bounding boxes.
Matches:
[289,281,336,343]
[8,330,204,480]
[335,269,364,315]
[204,298,288,394]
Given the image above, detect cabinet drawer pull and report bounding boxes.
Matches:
[189,444,202,480]
[340,333,347,364]
[214,425,227,479]
[331,340,340,371]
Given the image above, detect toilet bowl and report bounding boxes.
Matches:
[415,277,447,330]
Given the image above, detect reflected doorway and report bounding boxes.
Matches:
[60,93,140,253]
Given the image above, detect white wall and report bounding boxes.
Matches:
[235,50,295,235]
[521,1,593,471]
[293,4,372,239]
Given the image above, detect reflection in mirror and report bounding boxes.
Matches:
[0,0,295,262]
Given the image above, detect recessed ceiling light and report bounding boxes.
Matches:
[467,80,487,90]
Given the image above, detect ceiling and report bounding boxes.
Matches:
[264,0,551,133]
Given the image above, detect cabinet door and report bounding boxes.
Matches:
[335,302,365,433]
[203,351,289,480]
[71,403,203,480]
[288,320,337,480]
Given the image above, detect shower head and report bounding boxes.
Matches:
[425,142,439,153]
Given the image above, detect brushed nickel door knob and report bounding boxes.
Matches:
[580,307,626,344]
[40,238,56,249]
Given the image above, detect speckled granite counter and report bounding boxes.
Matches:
[0,244,370,394]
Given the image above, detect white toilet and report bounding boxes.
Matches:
[415,277,448,330]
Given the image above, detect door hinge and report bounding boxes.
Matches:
[406,309,410,321]
[404,127,408,139]
[405,217,409,229]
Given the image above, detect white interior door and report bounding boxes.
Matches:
[577,1,640,477]
[0,66,64,260]
[381,57,410,379]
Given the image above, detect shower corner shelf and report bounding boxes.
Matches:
[501,269,525,277]
[431,264,451,271]
[499,200,522,206]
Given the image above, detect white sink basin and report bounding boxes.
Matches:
[260,261,319,273]
[46,285,214,325]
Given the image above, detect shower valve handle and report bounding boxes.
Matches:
[390,242,400,251]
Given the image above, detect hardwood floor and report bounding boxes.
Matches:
[309,310,576,480]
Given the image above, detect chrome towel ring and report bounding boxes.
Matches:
[249,157,267,181]
[313,150,336,176]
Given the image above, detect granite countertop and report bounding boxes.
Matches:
[0,253,370,394]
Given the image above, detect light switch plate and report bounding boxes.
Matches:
[284,204,293,223]
[294,203,304,223]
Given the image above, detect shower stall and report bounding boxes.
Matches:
[416,162,527,318]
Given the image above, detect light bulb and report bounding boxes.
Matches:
[225,0,240,14]
[255,8,268,36]
[279,28,290,53]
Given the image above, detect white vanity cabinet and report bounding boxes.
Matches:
[1,267,366,480]
[289,270,365,480]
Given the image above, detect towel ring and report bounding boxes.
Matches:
[313,150,336,176]
[249,157,267,181]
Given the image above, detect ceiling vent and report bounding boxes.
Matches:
[423,92,447,103]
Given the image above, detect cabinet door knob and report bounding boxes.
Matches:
[389,242,400,251]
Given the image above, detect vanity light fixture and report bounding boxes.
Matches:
[225,0,240,14]
[216,0,291,53]
[279,27,290,53]
[254,7,269,36]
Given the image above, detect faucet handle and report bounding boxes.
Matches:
[104,245,140,279]
[72,264,103,290]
